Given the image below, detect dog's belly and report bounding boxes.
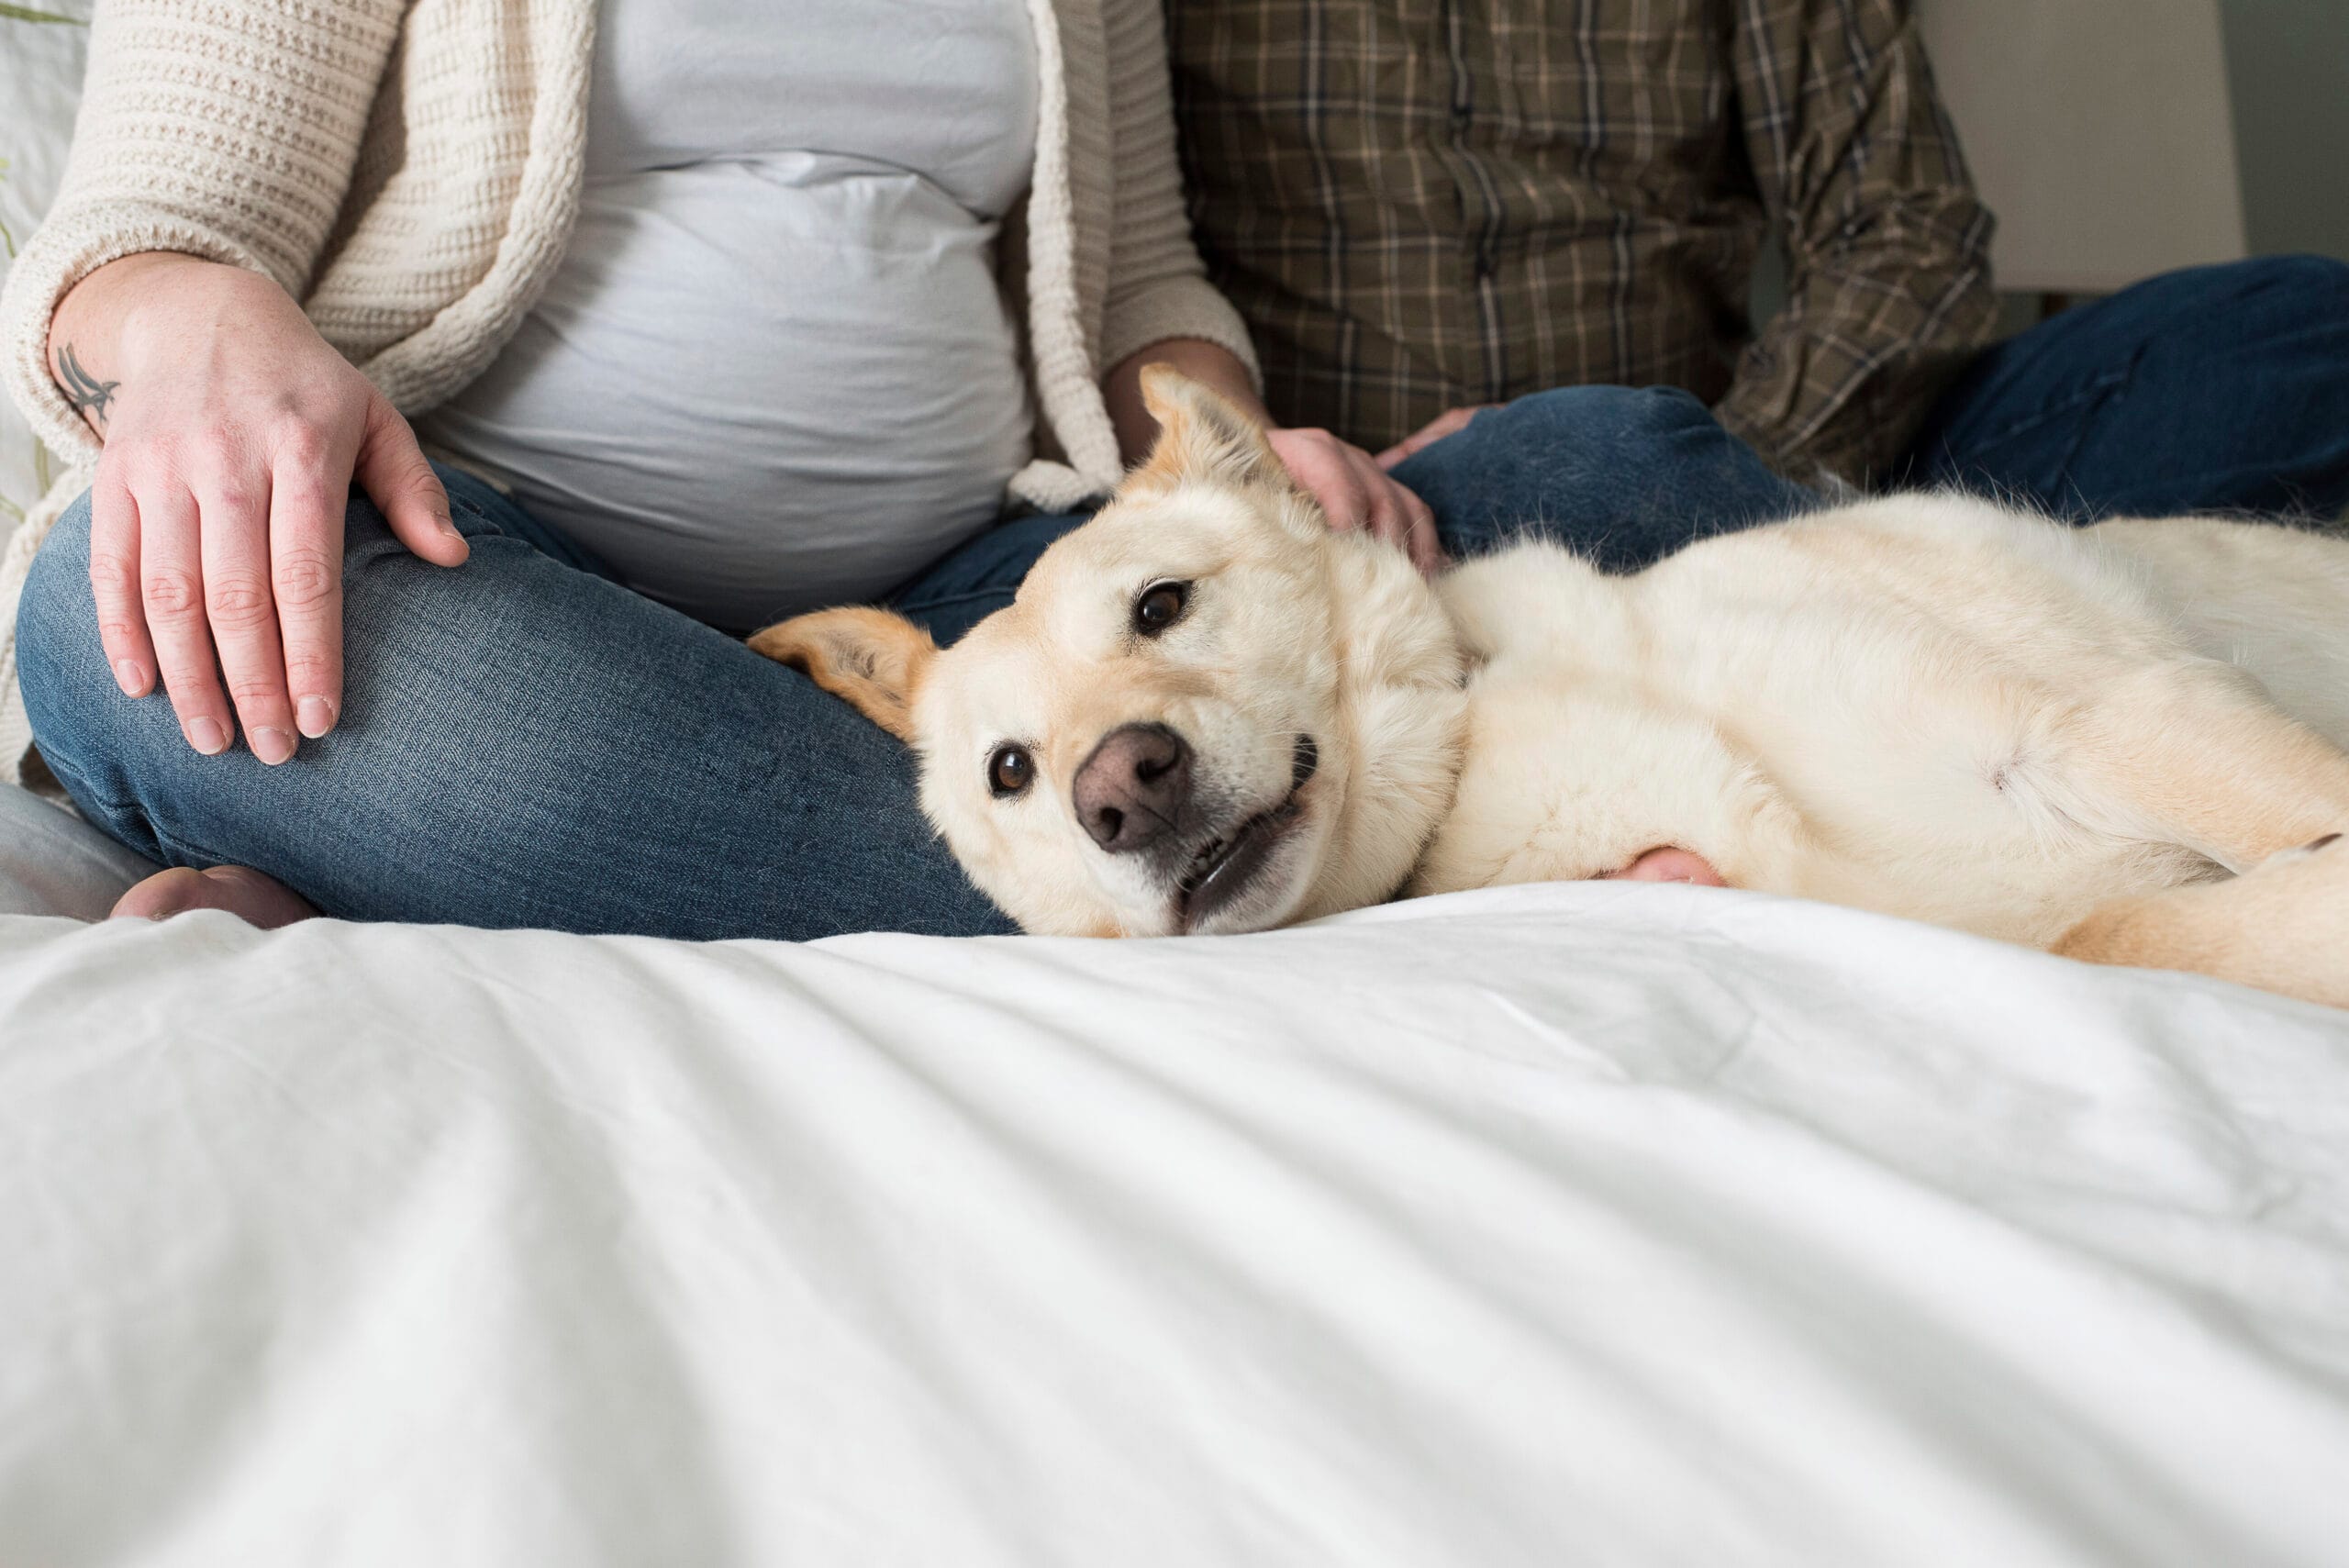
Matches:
[1717,695,2213,945]
[1418,497,2266,944]
[1419,662,2202,945]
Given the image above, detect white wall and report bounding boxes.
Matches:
[1919,0,2248,294]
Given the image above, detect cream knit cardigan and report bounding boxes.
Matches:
[0,0,1256,786]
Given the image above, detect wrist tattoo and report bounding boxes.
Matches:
[58,342,119,428]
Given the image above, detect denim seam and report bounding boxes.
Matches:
[27,745,163,862]
[147,818,233,873]
[1962,359,2138,451]
[28,745,131,818]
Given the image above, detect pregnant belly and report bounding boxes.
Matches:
[423,159,1035,630]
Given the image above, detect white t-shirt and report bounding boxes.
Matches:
[422,0,1041,630]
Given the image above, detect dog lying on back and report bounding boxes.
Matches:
[754,369,2349,1009]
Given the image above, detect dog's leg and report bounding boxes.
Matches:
[2056,662,2349,871]
[2054,834,2349,1008]
[2049,662,2349,1006]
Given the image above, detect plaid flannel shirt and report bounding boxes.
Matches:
[1167,0,2000,481]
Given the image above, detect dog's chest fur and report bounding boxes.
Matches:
[1405,494,2349,946]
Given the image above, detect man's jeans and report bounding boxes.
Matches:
[1386,255,2349,558]
[18,255,2343,940]
[1905,255,2349,518]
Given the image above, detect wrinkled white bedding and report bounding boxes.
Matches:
[3,884,2345,1567]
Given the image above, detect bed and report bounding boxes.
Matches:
[7,12,2349,1563]
[4,785,2347,1564]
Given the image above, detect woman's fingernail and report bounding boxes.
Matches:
[250,726,295,765]
[186,717,228,755]
[296,695,337,738]
[113,660,146,695]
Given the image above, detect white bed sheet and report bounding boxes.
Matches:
[3,884,2345,1566]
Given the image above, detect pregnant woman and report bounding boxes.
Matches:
[1,0,1812,940]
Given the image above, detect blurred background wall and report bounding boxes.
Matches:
[1755,0,2347,330]
[1915,0,2346,294]
[2221,0,2349,262]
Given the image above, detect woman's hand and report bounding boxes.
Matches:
[1265,426,1444,574]
[49,252,468,762]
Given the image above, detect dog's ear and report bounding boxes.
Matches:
[1132,364,1287,492]
[749,607,937,743]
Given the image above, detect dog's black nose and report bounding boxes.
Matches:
[1074,723,1194,853]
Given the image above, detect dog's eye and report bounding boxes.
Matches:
[987,744,1034,799]
[1132,581,1190,637]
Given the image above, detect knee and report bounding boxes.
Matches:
[2252,257,2349,351]
[2233,252,2349,304]
[1491,384,1720,450]
[2164,254,2349,335]
[1481,384,1789,496]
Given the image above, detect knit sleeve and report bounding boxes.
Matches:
[1094,0,1260,385]
[0,0,407,465]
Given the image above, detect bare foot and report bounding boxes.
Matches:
[110,864,320,929]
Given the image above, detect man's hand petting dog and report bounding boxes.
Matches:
[1266,426,1445,576]
[1374,403,1502,471]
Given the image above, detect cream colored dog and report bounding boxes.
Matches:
[754,370,2349,1008]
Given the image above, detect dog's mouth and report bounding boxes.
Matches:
[1173,735,1319,933]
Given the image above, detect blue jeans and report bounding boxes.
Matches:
[1903,255,2349,518]
[17,386,1809,940]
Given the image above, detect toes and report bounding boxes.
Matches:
[109,866,214,922]
[201,866,320,929]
